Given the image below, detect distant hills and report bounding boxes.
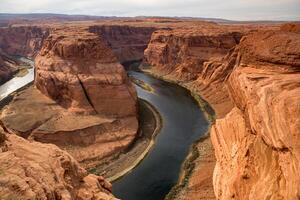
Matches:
[0,13,298,25]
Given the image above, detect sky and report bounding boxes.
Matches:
[0,0,300,21]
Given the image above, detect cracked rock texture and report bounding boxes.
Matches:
[0,127,117,200]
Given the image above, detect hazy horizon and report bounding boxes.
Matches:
[0,0,300,21]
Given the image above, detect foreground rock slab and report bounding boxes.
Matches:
[0,128,117,200]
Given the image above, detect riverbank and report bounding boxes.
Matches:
[140,67,216,200]
[89,98,162,182]
[165,135,216,200]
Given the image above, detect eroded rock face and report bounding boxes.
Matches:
[35,28,137,117]
[144,24,300,199]
[89,25,156,63]
[144,27,244,117]
[0,26,49,57]
[0,128,117,200]
[211,29,300,200]
[144,27,242,83]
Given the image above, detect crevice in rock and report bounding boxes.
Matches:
[77,75,98,114]
[260,135,290,153]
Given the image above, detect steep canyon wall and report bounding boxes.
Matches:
[89,25,156,63]
[144,25,300,199]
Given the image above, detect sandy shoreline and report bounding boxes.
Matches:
[89,98,163,182]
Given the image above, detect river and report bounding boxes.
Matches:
[113,70,209,200]
[0,57,34,101]
[0,60,209,200]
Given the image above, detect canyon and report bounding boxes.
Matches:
[0,17,299,200]
[144,23,300,199]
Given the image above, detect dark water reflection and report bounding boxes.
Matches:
[113,71,209,200]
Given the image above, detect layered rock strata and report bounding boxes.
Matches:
[144,25,300,199]
[89,25,156,63]
[144,27,243,117]
[0,127,117,200]
[0,26,49,57]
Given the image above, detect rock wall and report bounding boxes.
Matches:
[211,28,300,200]
[0,127,117,200]
[89,25,156,63]
[0,50,18,84]
[144,27,242,117]
[0,25,48,84]
[35,28,137,117]
[144,25,300,199]
[0,26,49,58]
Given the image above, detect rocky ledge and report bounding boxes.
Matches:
[0,127,117,200]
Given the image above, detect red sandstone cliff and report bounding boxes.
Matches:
[0,25,49,84]
[0,26,49,58]
[211,28,300,200]
[144,25,300,199]
[144,26,244,117]
[89,25,156,63]
[35,28,137,116]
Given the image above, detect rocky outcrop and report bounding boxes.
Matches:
[0,26,49,58]
[144,25,300,199]
[1,28,138,168]
[35,28,137,117]
[89,25,156,63]
[0,127,117,200]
